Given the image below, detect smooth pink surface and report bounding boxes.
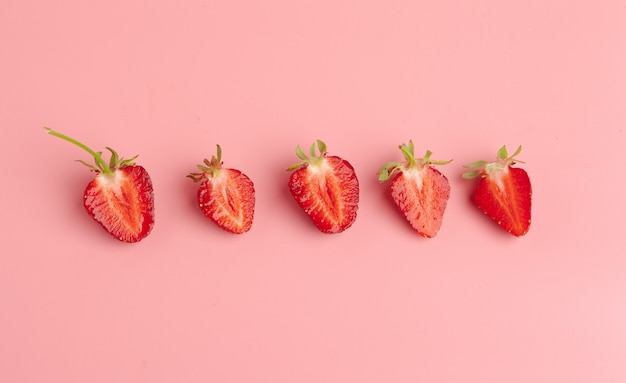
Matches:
[2,0,625,382]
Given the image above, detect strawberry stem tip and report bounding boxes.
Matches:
[45,127,137,174]
[188,144,224,182]
[287,140,327,171]
[462,145,523,179]
[378,140,452,182]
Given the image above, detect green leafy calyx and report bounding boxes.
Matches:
[462,145,523,179]
[188,144,224,182]
[286,140,328,171]
[378,140,452,182]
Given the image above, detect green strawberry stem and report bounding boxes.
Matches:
[46,127,112,174]
[46,128,138,174]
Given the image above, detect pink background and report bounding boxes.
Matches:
[2,0,625,382]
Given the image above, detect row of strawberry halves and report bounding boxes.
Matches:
[46,128,532,243]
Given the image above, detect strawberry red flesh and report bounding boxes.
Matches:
[389,167,450,238]
[188,145,255,234]
[85,166,155,242]
[379,141,452,238]
[289,156,359,233]
[288,140,359,233]
[473,167,531,236]
[197,168,255,233]
[463,145,532,237]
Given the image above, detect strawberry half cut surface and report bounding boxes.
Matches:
[463,145,532,237]
[188,145,255,234]
[378,141,452,238]
[287,140,359,234]
[46,128,155,243]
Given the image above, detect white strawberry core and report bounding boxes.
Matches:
[485,161,509,190]
[403,167,424,190]
[307,158,331,174]
[96,170,125,191]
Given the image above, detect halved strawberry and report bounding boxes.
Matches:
[378,141,452,238]
[463,145,532,236]
[188,145,255,234]
[287,140,359,233]
[46,127,155,243]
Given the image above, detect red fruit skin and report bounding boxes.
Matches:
[388,167,450,238]
[197,168,255,234]
[288,156,359,233]
[83,165,155,243]
[473,167,531,236]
